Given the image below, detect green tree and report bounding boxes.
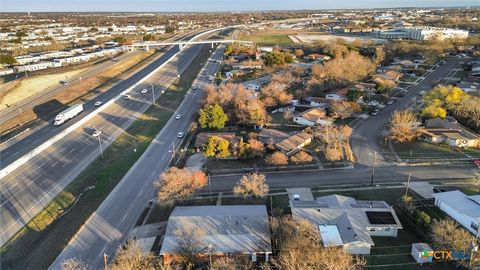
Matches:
[113,36,126,43]
[0,53,17,65]
[165,26,175,33]
[346,89,362,102]
[143,34,155,41]
[415,210,431,227]
[263,51,293,66]
[90,27,98,32]
[15,31,27,38]
[198,104,228,129]
[204,136,230,158]
[107,27,113,32]
[224,44,233,56]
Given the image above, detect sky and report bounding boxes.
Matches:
[2,0,479,12]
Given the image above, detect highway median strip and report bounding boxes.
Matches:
[0,44,214,270]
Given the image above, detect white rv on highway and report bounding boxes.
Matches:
[53,104,84,126]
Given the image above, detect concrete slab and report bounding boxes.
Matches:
[408,182,434,199]
[185,153,207,170]
[286,187,314,201]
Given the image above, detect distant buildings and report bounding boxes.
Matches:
[373,27,469,41]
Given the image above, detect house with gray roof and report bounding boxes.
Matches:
[420,118,480,148]
[160,205,272,264]
[290,194,402,254]
[432,190,480,236]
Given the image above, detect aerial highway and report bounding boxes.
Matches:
[49,44,226,270]
[0,33,195,169]
[0,32,209,245]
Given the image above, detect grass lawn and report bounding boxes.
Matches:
[269,112,291,125]
[0,44,215,270]
[391,141,470,162]
[238,33,293,46]
[0,68,87,111]
[145,198,217,224]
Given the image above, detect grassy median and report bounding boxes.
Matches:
[0,44,214,270]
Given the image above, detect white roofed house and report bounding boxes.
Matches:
[293,108,332,127]
[432,190,480,236]
[160,205,272,265]
[290,193,402,255]
[420,118,480,148]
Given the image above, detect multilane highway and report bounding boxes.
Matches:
[49,44,226,270]
[0,32,207,245]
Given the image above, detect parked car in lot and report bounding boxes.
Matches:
[177,132,185,138]
[141,89,148,94]
[94,101,103,106]
[123,95,131,100]
[92,130,102,137]
[293,194,301,201]
[386,99,396,105]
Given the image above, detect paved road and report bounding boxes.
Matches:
[208,164,476,191]
[0,34,195,169]
[49,44,226,270]
[0,34,205,245]
[351,58,462,166]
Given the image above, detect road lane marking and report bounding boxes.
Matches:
[80,148,85,153]
[68,148,76,153]
[50,161,58,168]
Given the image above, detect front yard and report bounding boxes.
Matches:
[387,141,480,163]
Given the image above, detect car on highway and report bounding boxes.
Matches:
[177,132,185,138]
[293,194,301,201]
[92,130,102,137]
[175,114,182,120]
[192,85,198,91]
[474,159,480,167]
[59,80,68,85]
[371,109,380,116]
[141,89,148,94]
[397,93,406,97]
[123,94,131,100]
[386,99,396,105]
[94,101,103,107]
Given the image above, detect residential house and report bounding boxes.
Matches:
[276,130,313,156]
[432,190,480,236]
[257,128,290,145]
[293,108,331,126]
[374,70,403,82]
[420,118,480,148]
[291,194,403,254]
[304,97,334,109]
[160,205,272,264]
[326,87,349,101]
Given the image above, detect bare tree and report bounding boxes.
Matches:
[271,216,365,270]
[265,151,288,168]
[330,101,361,119]
[290,151,314,165]
[61,258,87,270]
[110,240,160,270]
[431,219,472,251]
[389,109,423,143]
[325,148,342,161]
[260,81,293,107]
[233,172,269,198]
[174,225,208,270]
[155,167,207,206]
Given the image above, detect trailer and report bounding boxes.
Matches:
[54,104,84,126]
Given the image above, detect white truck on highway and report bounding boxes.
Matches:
[54,104,83,126]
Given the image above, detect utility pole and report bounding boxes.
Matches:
[405,172,412,197]
[103,253,109,270]
[98,133,104,159]
[370,151,377,187]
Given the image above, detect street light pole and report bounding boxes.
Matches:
[148,82,156,105]
[98,133,104,159]
[371,151,377,187]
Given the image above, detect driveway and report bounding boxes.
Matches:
[286,187,315,201]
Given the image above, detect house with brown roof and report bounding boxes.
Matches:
[374,70,403,82]
[420,118,480,148]
[257,128,290,145]
[276,131,313,156]
[326,87,349,101]
[293,108,331,126]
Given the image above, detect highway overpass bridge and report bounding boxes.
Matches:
[131,39,253,51]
